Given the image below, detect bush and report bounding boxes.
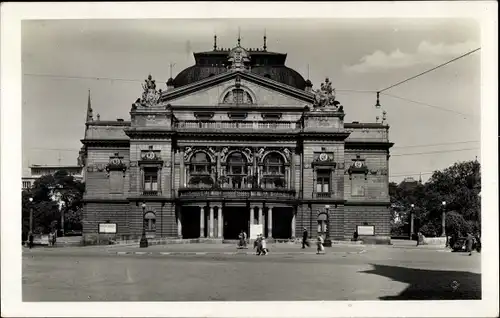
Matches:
[445,211,471,237]
[419,222,440,237]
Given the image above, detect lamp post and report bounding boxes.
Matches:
[324,205,332,247]
[28,197,34,234]
[441,201,447,237]
[140,202,148,248]
[409,204,415,240]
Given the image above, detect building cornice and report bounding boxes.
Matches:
[345,142,394,150]
[162,70,314,104]
[81,139,130,147]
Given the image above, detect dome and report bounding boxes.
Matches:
[172,46,307,90]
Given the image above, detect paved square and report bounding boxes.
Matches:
[22,243,481,301]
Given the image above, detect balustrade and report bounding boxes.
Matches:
[174,120,300,131]
[178,187,296,199]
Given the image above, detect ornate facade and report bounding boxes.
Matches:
[79,39,393,244]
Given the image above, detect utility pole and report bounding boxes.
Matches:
[29,197,34,233]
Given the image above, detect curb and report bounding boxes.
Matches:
[112,250,367,256]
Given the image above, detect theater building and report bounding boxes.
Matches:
[79,38,393,244]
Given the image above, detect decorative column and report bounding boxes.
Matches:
[217,207,223,238]
[199,206,205,238]
[267,207,273,238]
[209,207,215,238]
[291,210,296,238]
[290,148,296,190]
[250,208,254,225]
[177,215,182,238]
[258,207,263,226]
[180,149,185,188]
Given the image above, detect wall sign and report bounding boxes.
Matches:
[99,223,117,234]
[357,225,375,236]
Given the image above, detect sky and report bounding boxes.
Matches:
[21,18,481,183]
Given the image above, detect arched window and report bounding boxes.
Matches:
[227,152,248,189]
[144,211,156,233]
[190,152,210,174]
[188,152,213,187]
[222,89,253,104]
[262,153,286,189]
[317,213,328,235]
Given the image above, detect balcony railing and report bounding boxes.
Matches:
[142,190,159,196]
[316,192,332,198]
[174,120,300,131]
[178,187,296,200]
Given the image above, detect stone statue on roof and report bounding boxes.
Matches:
[312,77,341,111]
[138,74,161,107]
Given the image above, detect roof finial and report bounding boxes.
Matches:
[213,34,217,51]
[263,29,267,51]
[169,62,176,79]
[419,172,423,184]
[237,27,241,46]
[86,89,93,122]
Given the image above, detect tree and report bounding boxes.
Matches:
[389,160,481,237]
[22,170,84,237]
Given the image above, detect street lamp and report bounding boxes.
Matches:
[140,202,148,248]
[28,197,34,234]
[409,204,415,240]
[441,201,447,237]
[324,205,332,247]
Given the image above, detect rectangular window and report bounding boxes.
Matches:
[109,171,124,193]
[143,168,158,192]
[316,170,330,193]
[351,174,366,196]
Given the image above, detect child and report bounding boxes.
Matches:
[316,235,325,254]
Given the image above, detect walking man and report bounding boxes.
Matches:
[302,227,309,249]
[28,231,34,249]
[466,232,474,256]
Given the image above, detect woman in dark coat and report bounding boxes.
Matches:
[466,232,474,256]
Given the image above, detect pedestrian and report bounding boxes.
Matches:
[48,232,53,247]
[302,227,309,249]
[316,235,325,254]
[255,234,262,255]
[466,232,474,256]
[52,230,57,247]
[238,231,244,248]
[242,231,247,248]
[28,232,34,249]
[416,232,422,246]
[260,235,268,255]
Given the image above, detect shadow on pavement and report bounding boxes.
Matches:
[361,263,481,300]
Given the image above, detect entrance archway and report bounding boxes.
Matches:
[181,206,201,239]
[223,206,249,240]
[271,207,293,239]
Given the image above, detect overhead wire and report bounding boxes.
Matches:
[380,93,477,118]
[377,47,481,93]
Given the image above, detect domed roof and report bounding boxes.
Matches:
[172,45,307,90]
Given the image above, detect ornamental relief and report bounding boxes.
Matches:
[183,146,216,162]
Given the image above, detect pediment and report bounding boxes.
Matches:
[162,71,314,108]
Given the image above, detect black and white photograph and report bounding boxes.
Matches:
[1,2,498,318]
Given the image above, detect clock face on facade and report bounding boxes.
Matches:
[354,161,363,168]
[319,153,328,161]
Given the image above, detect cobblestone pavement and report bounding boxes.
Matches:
[22,244,480,301]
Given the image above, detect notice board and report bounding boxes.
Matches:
[250,224,263,239]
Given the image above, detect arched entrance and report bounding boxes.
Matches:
[144,211,156,239]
